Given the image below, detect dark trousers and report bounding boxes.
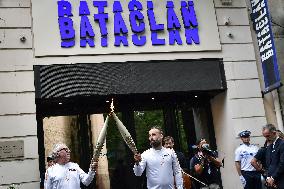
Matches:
[266,187,284,189]
[241,171,262,189]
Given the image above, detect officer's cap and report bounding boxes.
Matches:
[239,130,251,138]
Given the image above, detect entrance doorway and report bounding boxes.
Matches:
[107,98,217,189]
[34,59,226,188]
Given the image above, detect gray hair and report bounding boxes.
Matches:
[51,143,69,158]
[262,124,276,132]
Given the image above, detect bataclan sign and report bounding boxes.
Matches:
[58,0,199,48]
[31,0,220,56]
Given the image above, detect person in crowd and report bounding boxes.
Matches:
[44,143,97,189]
[251,139,273,189]
[41,155,55,189]
[251,140,271,172]
[163,136,188,172]
[47,155,55,168]
[251,128,283,175]
[133,126,184,189]
[190,138,222,189]
[276,129,284,140]
[235,130,261,189]
[262,124,284,189]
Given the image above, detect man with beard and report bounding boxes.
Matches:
[133,126,184,189]
[44,143,97,189]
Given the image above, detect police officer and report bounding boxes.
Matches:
[235,130,262,189]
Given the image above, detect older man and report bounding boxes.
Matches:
[44,143,97,189]
[263,124,284,189]
[133,126,183,189]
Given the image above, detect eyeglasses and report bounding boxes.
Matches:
[59,148,71,153]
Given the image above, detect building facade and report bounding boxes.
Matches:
[0,0,282,189]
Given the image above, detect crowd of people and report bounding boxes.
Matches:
[235,124,284,189]
[42,123,284,189]
[132,126,224,189]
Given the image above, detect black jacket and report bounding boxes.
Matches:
[266,138,284,188]
[176,151,188,171]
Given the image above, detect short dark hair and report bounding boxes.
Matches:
[196,138,206,145]
[263,124,276,132]
[150,126,163,135]
[163,136,174,143]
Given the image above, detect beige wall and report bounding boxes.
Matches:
[90,114,110,189]
[42,115,110,188]
[267,0,284,132]
[0,0,279,188]
[43,116,79,165]
[0,0,39,188]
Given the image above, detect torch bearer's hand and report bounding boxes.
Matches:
[134,153,141,165]
[90,159,98,172]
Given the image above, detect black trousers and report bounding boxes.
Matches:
[241,171,262,189]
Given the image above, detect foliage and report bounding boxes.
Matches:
[7,184,20,189]
[105,110,164,167]
[105,110,189,167]
[134,110,164,152]
[105,113,126,167]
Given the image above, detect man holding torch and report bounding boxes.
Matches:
[133,126,184,189]
[44,143,97,189]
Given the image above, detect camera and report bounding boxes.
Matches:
[201,144,215,157]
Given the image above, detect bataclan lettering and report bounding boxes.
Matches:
[57,0,199,48]
[251,0,273,62]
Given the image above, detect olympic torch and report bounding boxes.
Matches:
[112,112,138,154]
[92,115,109,162]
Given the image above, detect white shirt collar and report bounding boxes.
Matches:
[273,137,279,148]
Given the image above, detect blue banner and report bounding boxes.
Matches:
[250,0,281,94]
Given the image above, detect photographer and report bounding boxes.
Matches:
[190,139,222,189]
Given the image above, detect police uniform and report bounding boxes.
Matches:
[235,130,262,189]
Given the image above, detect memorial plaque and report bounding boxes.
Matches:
[0,140,24,159]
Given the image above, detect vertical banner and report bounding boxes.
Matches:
[250,0,281,94]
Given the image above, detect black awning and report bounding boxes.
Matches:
[34,59,226,116]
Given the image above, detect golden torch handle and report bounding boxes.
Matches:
[113,112,138,154]
[92,115,109,162]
